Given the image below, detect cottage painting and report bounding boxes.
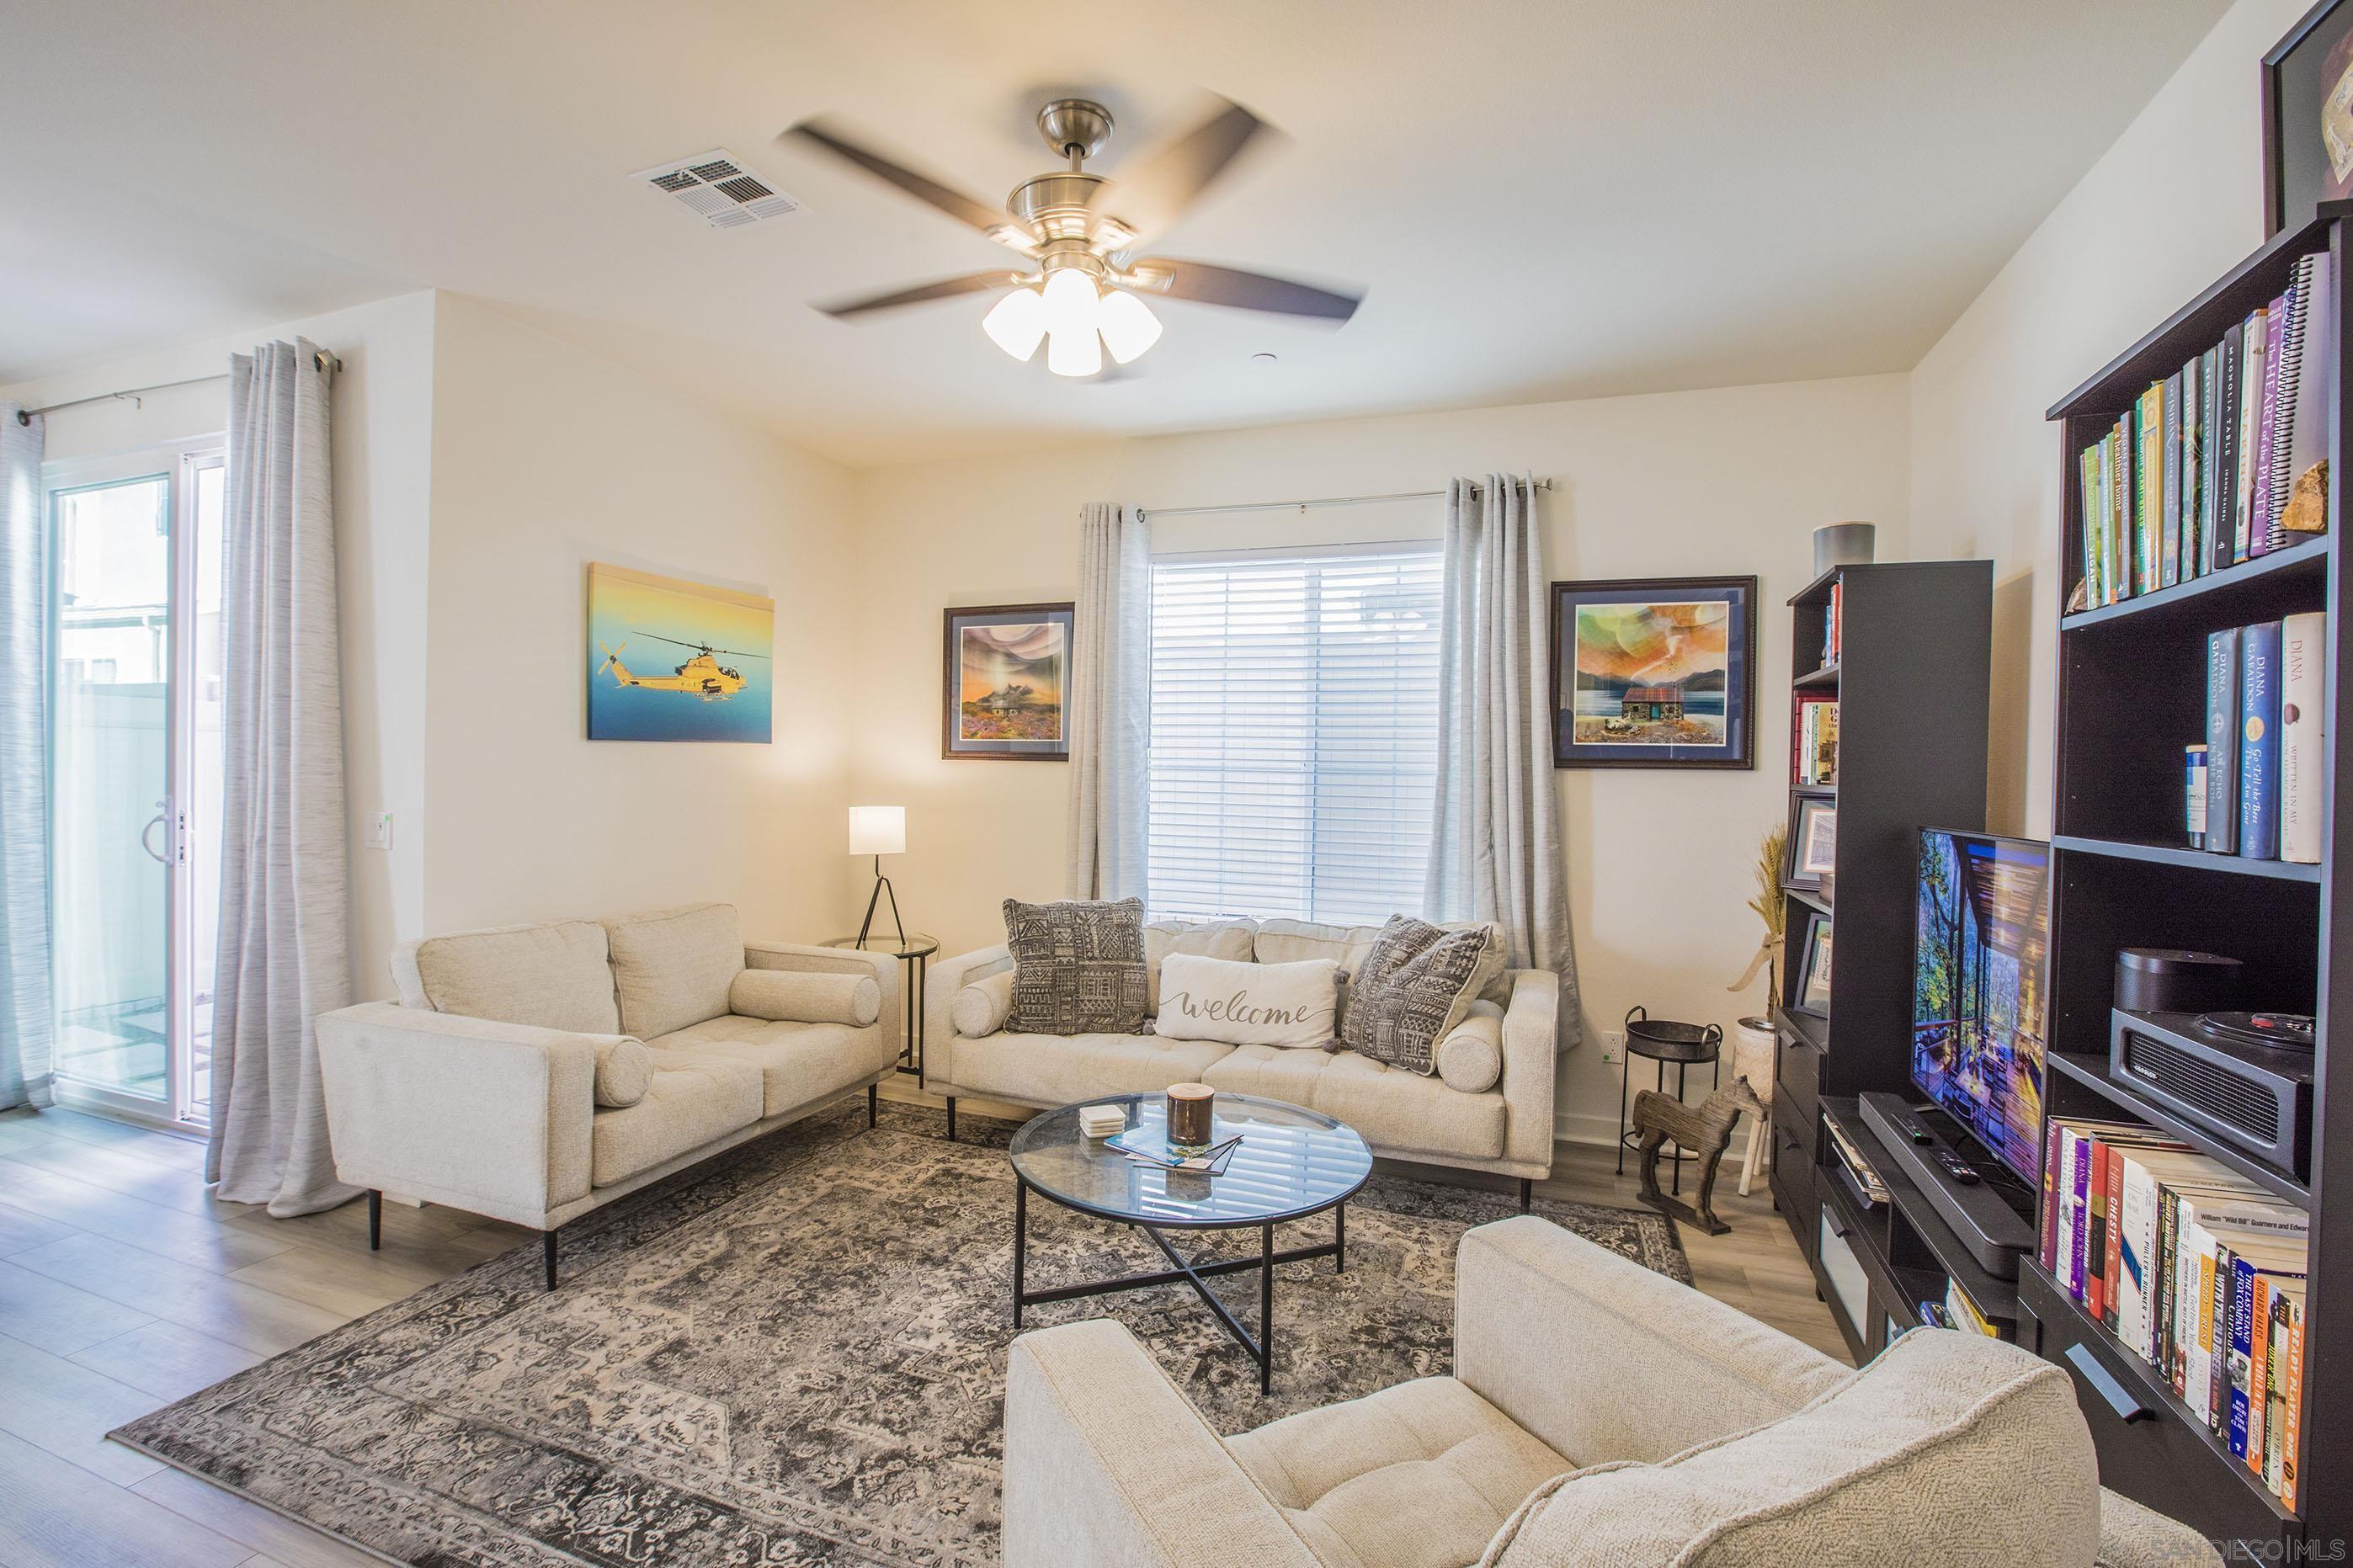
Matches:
[942,603,1074,760]
[1550,577,1755,769]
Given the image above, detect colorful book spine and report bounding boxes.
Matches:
[2228,1256,2254,1457]
[2085,1136,2108,1321]
[2254,295,2285,559]
[2104,1140,2127,1330]
[2283,610,2326,864]
[2206,627,2242,855]
[2284,252,2334,539]
[2137,387,2164,592]
[2162,369,2183,587]
[2283,1300,2305,1508]
[2266,273,2311,555]
[2186,350,2207,578]
[2216,321,2243,575]
[2247,1275,2270,1476]
[2237,308,2267,564]
[2079,445,2100,605]
[2240,619,2283,860]
[2111,419,2132,600]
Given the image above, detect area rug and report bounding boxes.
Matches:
[112,1099,1689,1567]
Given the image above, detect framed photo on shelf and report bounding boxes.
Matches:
[942,603,1075,761]
[1547,575,1756,768]
[1786,796,1838,890]
[1790,909,1834,1018]
[2263,0,2353,236]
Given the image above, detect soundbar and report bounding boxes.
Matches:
[1859,1092,2036,1277]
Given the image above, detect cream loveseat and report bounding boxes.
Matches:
[926,917,1561,1199]
[1004,1216,2219,1568]
[316,902,899,1286]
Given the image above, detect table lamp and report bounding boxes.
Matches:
[849,805,907,947]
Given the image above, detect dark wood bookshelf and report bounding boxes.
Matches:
[2037,208,2349,1560]
[1769,561,1989,1359]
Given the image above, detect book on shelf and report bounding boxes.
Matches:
[1821,579,1842,668]
[1792,693,1838,785]
[2282,610,2326,864]
[2205,628,2243,855]
[2239,619,2284,860]
[2072,253,2332,607]
[2041,1116,2309,1506]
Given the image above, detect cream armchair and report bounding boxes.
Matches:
[1003,1216,2219,1568]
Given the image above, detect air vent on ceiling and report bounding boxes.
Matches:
[631,150,803,229]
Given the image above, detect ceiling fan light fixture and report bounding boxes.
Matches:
[982,285,1048,360]
[1041,265,1104,336]
[1045,323,1103,378]
[1097,288,1163,364]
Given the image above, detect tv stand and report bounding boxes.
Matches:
[1857,1092,2036,1278]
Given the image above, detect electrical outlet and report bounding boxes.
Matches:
[1599,1029,1623,1063]
[366,812,393,851]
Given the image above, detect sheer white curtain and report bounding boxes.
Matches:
[1425,474,1581,1044]
[1065,502,1151,901]
[0,405,51,1110]
[208,340,359,1215]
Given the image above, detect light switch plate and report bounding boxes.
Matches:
[366,812,393,850]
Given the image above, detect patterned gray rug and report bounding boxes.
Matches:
[112,1099,1689,1566]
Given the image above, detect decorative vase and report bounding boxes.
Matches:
[1166,1082,1216,1154]
[1812,522,1877,576]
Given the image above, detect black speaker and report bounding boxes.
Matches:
[2112,949,2244,1014]
[2108,1008,2313,1180]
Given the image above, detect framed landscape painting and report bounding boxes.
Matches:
[586,561,773,743]
[1549,576,1756,768]
[943,603,1074,760]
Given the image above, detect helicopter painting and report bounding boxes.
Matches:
[587,561,775,743]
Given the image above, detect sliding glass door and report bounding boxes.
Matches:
[48,443,224,1130]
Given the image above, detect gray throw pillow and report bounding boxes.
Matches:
[1340,915,1491,1075]
[1003,897,1152,1036]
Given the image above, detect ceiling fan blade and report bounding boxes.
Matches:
[1086,97,1270,247]
[1125,258,1361,322]
[817,271,1022,319]
[784,120,1034,252]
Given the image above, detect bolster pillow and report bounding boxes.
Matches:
[592,1036,654,1108]
[730,968,881,1027]
[1435,1001,1505,1094]
[951,969,1015,1038]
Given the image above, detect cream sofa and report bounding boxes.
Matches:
[316,902,900,1286]
[925,917,1561,1200]
[1004,1215,2219,1568]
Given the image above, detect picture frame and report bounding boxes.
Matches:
[2262,0,2353,237]
[1786,795,1839,890]
[1791,909,1834,1018]
[585,561,774,743]
[1547,576,1756,768]
[942,603,1075,761]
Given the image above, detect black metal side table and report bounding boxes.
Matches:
[824,933,939,1076]
[1615,1005,1723,1196]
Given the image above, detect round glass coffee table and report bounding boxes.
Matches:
[1008,1092,1372,1393]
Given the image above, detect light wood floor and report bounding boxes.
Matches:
[0,1082,1844,1567]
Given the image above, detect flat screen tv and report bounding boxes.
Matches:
[1910,829,2052,1183]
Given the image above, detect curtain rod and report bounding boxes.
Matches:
[1137,476,1552,520]
[14,349,343,426]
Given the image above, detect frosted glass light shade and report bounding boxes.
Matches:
[1046,325,1102,377]
[982,287,1046,360]
[1040,267,1102,338]
[1097,289,1163,364]
[848,805,905,857]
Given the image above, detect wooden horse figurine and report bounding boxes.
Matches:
[1631,1076,1767,1236]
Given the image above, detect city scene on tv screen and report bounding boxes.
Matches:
[1911,832,2051,1181]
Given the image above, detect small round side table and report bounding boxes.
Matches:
[823,933,939,1076]
[1614,1005,1723,1196]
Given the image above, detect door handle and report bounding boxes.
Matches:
[141,811,170,865]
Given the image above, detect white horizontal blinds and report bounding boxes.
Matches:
[1147,546,1443,926]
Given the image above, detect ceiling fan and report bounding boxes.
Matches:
[780,95,1362,377]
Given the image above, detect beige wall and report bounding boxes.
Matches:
[418,295,858,944]
[1908,0,2305,834]
[3,292,439,1001]
[850,375,1912,1142]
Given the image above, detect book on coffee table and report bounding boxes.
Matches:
[1104,1128,1243,1175]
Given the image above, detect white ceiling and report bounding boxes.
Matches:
[2,0,2228,465]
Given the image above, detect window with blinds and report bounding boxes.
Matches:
[1147,545,1443,927]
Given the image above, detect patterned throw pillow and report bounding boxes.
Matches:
[1003,897,1152,1036]
[1340,915,1492,1075]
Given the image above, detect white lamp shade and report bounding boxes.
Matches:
[1097,289,1163,364]
[1046,325,1103,377]
[982,286,1047,360]
[848,805,906,857]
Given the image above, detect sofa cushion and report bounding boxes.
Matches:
[1003,897,1152,1035]
[1153,954,1340,1050]
[729,968,881,1027]
[1143,917,1256,1012]
[589,1056,763,1186]
[1484,1330,2101,1568]
[593,1037,653,1108]
[603,904,743,1039]
[1342,917,1491,1076]
[951,969,1015,1038]
[1254,917,1383,1030]
[1227,1375,1568,1568]
[653,1014,897,1118]
[947,1030,1233,1106]
[1437,1002,1506,1094]
[1205,1045,1507,1161]
[392,919,620,1034]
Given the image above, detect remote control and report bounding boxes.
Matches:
[1934,1150,1981,1185]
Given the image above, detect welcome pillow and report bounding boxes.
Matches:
[1153,954,1340,1050]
